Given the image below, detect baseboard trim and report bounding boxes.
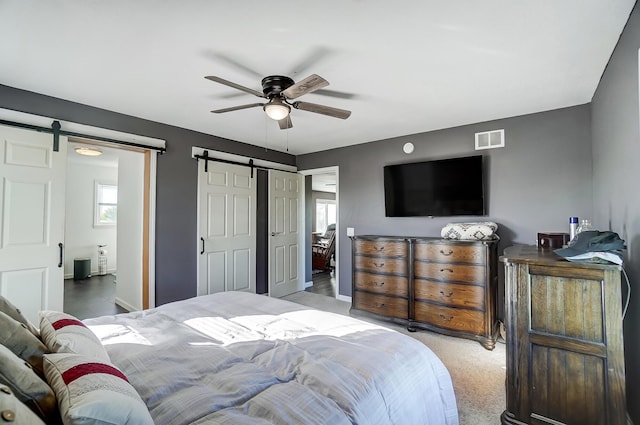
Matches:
[115,297,137,313]
[337,294,351,303]
[64,270,117,280]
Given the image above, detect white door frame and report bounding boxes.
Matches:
[298,166,340,300]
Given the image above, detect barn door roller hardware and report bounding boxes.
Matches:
[194,150,264,178]
[0,119,166,153]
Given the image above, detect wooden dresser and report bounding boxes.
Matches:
[500,245,627,425]
[351,235,498,349]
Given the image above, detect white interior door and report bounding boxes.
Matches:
[197,161,256,295]
[268,169,303,298]
[0,124,67,324]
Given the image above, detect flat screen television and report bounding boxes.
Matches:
[384,155,485,217]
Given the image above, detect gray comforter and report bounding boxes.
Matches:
[85,292,458,425]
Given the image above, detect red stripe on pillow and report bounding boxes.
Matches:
[52,318,86,330]
[61,362,129,385]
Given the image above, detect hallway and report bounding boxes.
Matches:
[306,270,336,298]
[65,270,337,321]
[64,274,127,320]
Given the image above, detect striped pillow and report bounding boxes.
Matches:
[43,353,153,425]
[39,312,110,362]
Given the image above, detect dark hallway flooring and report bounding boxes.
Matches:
[64,274,127,320]
[306,270,336,298]
[65,270,337,321]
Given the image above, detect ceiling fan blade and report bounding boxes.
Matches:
[288,46,332,76]
[278,116,293,130]
[314,88,358,100]
[282,74,329,99]
[208,52,264,79]
[293,101,351,119]
[205,76,265,98]
[211,103,264,113]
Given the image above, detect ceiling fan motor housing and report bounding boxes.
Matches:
[261,75,294,99]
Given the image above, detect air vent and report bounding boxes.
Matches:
[475,129,505,150]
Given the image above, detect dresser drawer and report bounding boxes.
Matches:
[353,292,408,319]
[414,303,485,334]
[354,272,408,296]
[414,242,485,264]
[354,239,408,257]
[354,256,407,275]
[414,280,485,309]
[414,261,485,285]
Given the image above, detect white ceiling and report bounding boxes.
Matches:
[312,173,337,193]
[0,1,635,155]
[68,141,120,168]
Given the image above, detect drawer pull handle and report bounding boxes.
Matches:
[374,246,385,252]
[440,268,453,273]
[440,290,453,297]
[373,262,385,268]
[374,281,385,287]
[440,249,453,256]
[374,303,385,308]
[439,314,454,322]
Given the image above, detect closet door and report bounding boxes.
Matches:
[197,160,256,295]
[0,125,67,323]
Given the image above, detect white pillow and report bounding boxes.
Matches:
[441,221,499,240]
[43,353,154,425]
[39,311,110,363]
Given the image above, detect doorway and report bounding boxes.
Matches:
[63,139,148,319]
[301,167,339,299]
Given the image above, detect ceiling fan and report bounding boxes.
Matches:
[205,74,352,129]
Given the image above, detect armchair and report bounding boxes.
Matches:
[312,224,336,271]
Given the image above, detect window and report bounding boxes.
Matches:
[315,199,336,234]
[95,182,117,226]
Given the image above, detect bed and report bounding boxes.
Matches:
[1,292,459,425]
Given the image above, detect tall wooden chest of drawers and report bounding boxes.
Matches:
[351,235,498,349]
[500,245,627,425]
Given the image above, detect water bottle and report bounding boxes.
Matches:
[569,217,579,241]
[576,219,595,234]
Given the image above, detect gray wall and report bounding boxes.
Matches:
[297,104,593,307]
[0,85,296,306]
[591,3,639,423]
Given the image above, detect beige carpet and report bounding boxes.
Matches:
[282,291,506,425]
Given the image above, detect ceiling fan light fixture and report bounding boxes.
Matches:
[74,146,103,157]
[263,98,291,121]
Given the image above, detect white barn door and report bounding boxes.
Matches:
[0,124,67,324]
[268,170,303,298]
[197,161,256,295]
